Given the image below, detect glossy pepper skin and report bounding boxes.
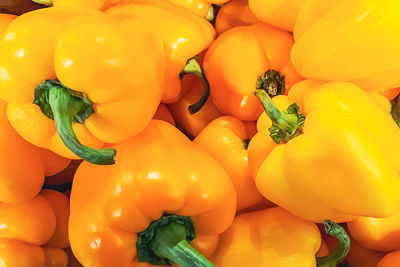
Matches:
[0,7,165,163]
[169,74,222,138]
[211,207,321,266]
[249,0,306,32]
[107,0,215,104]
[38,0,228,17]
[248,80,400,223]
[194,116,273,211]
[0,100,70,203]
[69,120,236,266]
[292,0,400,92]
[377,251,400,267]
[0,190,70,266]
[347,209,400,252]
[215,0,258,35]
[204,23,302,121]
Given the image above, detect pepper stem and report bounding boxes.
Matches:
[182,57,210,114]
[32,0,53,5]
[137,215,215,267]
[254,89,304,143]
[391,92,400,127]
[256,70,285,97]
[316,220,350,267]
[34,80,116,165]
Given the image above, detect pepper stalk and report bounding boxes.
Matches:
[137,215,215,267]
[316,220,351,267]
[34,79,116,165]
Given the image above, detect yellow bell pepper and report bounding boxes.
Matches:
[0,7,166,164]
[248,80,400,223]
[292,0,400,92]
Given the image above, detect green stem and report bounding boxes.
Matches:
[242,139,250,150]
[182,57,210,114]
[316,220,350,267]
[391,92,400,127]
[137,215,214,267]
[34,80,116,165]
[32,0,53,5]
[254,89,304,143]
[206,6,215,21]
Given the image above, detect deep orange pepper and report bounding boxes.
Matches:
[215,0,258,35]
[343,235,385,267]
[377,250,400,267]
[153,104,175,126]
[69,120,236,266]
[194,116,273,211]
[204,23,302,121]
[347,209,400,252]
[168,74,222,138]
[0,7,166,164]
[0,100,69,203]
[0,190,70,266]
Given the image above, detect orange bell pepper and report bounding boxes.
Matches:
[69,120,236,266]
[153,104,175,126]
[194,116,273,211]
[212,207,349,267]
[107,0,215,105]
[343,235,385,267]
[204,23,302,121]
[248,80,400,223]
[347,209,400,252]
[0,100,69,203]
[169,74,222,138]
[377,250,400,267]
[215,0,258,35]
[248,0,307,32]
[0,7,166,164]
[0,189,70,266]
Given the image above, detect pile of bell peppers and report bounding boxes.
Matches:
[1,0,400,266]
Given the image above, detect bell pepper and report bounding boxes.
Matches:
[248,79,400,223]
[69,119,236,266]
[169,74,222,138]
[0,7,167,165]
[347,209,400,252]
[343,235,385,267]
[377,251,400,267]
[204,22,302,121]
[215,0,258,35]
[0,99,70,203]
[107,0,215,105]
[34,0,228,18]
[212,207,349,267]
[292,0,400,92]
[194,116,273,211]
[249,0,306,32]
[0,189,70,266]
[153,104,175,126]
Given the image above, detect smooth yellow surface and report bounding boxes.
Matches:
[212,207,321,267]
[292,0,400,92]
